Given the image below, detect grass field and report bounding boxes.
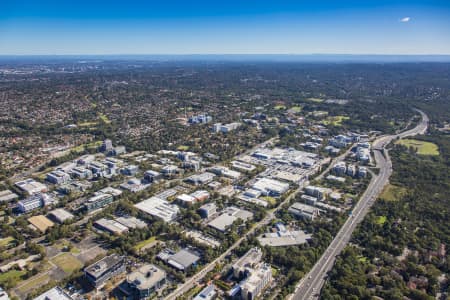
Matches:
[177,145,190,151]
[77,121,98,127]
[376,216,387,225]
[396,139,439,156]
[133,236,157,251]
[50,253,83,274]
[16,273,51,294]
[323,115,350,126]
[380,184,407,201]
[289,106,302,113]
[98,113,111,124]
[0,236,15,248]
[0,270,26,286]
[262,196,277,205]
[306,97,324,103]
[274,105,287,110]
[71,140,102,153]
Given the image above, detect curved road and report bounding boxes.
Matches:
[291,109,428,300]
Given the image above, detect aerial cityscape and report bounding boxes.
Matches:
[0,1,449,300]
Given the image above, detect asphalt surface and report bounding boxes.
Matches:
[290,110,428,300]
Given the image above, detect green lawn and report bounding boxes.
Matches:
[306,97,324,103]
[262,196,277,205]
[50,253,83,274]
[289,106,302,113]
[376,215,387,225]
[323,115,350,126]
[0,236,15,248]
[396,139,439,156]
[177,145,190,151]
[380,184,407,201]
[16,273,51,294]
[98,113,111,124]
[0,270,26,286]
[274,105,287,110]
[133,236,157,251]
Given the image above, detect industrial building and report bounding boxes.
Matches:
[134,197,180,223]
[33,286,73,300]
[94,218,129,235]
[158,248,201,271]
[208,206,253,232]
[231,161,256,172]
[185,172,216,185]
[257,223,312,247]
[84,254,125,288]
[208,166,241,180]
[251,178,289,196]
[28,215,54,233]
[119,264,166,300]
[15,178,47,195]
[0,190,18,203]
[288,203,320,220]
[48,208,74,224]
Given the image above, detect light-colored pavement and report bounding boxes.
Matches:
[290,109,428,300]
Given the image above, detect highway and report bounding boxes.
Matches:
[290,109,428,300]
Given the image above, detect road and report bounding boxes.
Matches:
[290,109,428,300]
[165,137,361,299]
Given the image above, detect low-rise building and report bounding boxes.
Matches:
[0,287,9,300]
[251,178,289,197]
[144,170,162,183]
[198,203,217,219]
[193,284,217,300]
[232,247,263,279]
[332,162,347,176]
[208,166,241,180]
[84,254,125,288]
[94,218,129,235]
[0,190,18,203]
[208,206,253,232]
[134,197,179,223]
[46,170,72,185]
[15,179,47,195]
[84,193,114,212]
[119,264,166,300]
[17,193,54,213]
[33,286,72,300]
[158,248,201,272]
[28,215,54,233]
[69,167,93,179]
[231,161,256,172]
[288,203,320,220]
[185,172,216,185]
[48,208,74,224]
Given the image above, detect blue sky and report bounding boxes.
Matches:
[0,0,449,55]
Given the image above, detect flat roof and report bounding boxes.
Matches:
[126,264,166,290]
[85,254,124,278]
[168,249,200,270]
[48,208,74,223]
[0,190,18,202]
[33,286,73,300]
[28,215,54,232]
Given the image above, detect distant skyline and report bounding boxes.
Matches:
[1,0,450,55]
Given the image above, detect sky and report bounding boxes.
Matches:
[0,0,449,55]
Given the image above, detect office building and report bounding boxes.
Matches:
[332,162,347,176]
[84,193,114,212]
[84,254,125,288]
[15,179,47,195]
[232,247,263,279]
[121,165,139,176]
[69,167,93,179]
[144,170,162,183]
[100,139,114,152]
[17,193,46,213]
[46,170,71,184]
[240,263,272,300]
[120,264,166,300]
[198,203,217,219]
[166,249,200,271]
[193,284,217,300]
[94,218,129,235]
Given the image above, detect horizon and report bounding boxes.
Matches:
[1,0,450,55]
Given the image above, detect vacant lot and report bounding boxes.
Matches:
[50,253,83,274]
[0,270,26,287]
[380,184,407,201]
[15,273,51,295]
[396,139,439,156]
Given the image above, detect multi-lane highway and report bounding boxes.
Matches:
[291,109,428,300]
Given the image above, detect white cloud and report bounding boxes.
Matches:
[400,17,411,23]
